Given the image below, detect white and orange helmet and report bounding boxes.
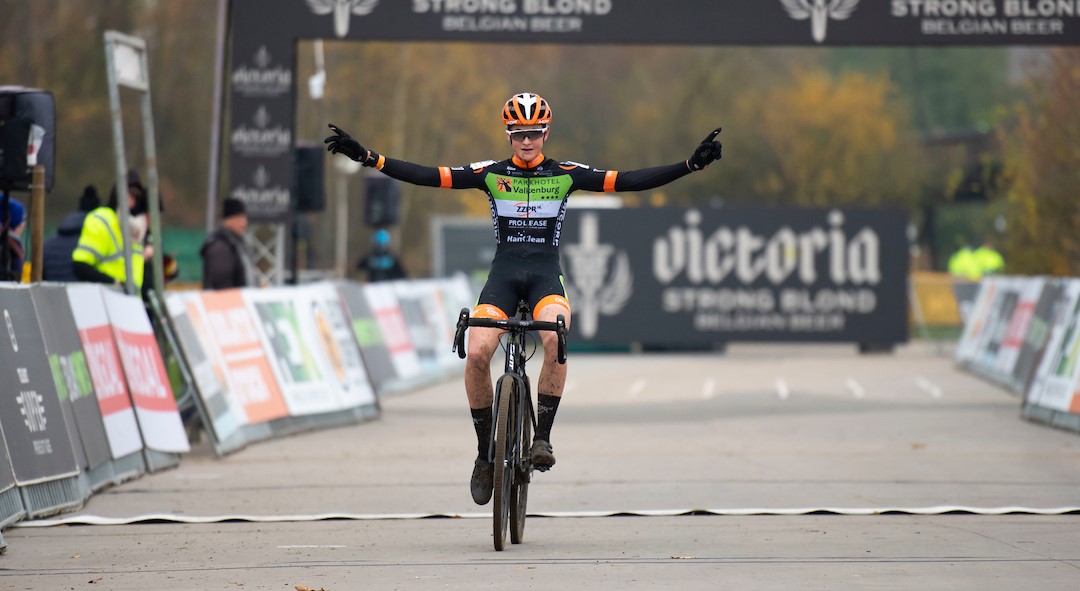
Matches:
[502,92,553,127]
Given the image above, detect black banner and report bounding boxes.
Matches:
[558,207,909,346]
[0,287,79,484]
[234,1,1080,47]
[31,285,112,472]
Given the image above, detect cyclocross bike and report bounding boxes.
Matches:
[454,301,567,551]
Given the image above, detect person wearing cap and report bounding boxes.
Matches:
[200,197,254,290]
[1,197,27,282]
[72,170,147,289]
[356,228,407,283]
[42,185,100,282]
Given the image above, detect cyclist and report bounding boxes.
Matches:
[325,92,722,505]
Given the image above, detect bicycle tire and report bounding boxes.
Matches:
[492,374,515,551]
[509,382,530,545]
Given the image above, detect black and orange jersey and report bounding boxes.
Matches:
[374,152,691,254]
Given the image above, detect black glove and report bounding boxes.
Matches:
[687,128,722,171]
[324,124,379,166]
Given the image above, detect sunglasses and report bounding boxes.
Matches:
[507,128,547,142]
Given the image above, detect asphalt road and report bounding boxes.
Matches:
[2,342,1078,590]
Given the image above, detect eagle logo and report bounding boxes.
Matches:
[779,0,860,44]
[305,0,380,38]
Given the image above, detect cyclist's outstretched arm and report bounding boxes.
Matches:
[571,128,722,192]
[324,124,482,189]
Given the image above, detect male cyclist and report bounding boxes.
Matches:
[325,92,722,505]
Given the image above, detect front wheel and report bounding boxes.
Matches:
[492,374,516,551]
[510,386,530,544]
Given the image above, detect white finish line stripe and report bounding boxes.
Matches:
[15,506,1080,527]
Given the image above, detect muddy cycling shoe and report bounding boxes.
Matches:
[471,457,494,505]
[530,439,556,471]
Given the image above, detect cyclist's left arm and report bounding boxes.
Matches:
[566,128,722,192]
[566,161,691,193]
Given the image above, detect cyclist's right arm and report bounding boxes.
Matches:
[324,123,484,189]
[376,158,486,190]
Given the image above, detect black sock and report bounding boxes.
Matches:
[471,407,492,458]
[535,394,561,444]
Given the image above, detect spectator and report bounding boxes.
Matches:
[200,197,254,290]
[1,197,27,282]
[42,185,100,282]
[973,239,1005,277]
[356,228,407,282]
[72,169,146,289]
[948,237,1004,281]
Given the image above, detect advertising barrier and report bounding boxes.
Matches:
[338,282,398,393]
[102,290,190,454]
[163,283,391,456]
[66,285,145,462]
[1025,280,1080,415]
[31,285,113,491]
[0,286,82,518]
[0,287,80,486]
[557,207,909,349]
[0,277,470,539]
[954,276,1080,433]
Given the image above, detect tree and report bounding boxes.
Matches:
[1002,48,1080,276]
[746,68,923,208]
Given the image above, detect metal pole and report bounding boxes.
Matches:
[29,165,45,282]
[104,33,135,295]
[140,82,165,298]
[335,173,348,278]
[205,0,229,234]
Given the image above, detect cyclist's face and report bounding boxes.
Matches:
[508,125,547,162]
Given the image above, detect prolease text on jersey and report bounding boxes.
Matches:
[413,0,613,15]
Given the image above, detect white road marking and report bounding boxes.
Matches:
[277,545,346,549]
[629,378,646,398]
[915,376,944,399]
[775,378,789,400]
[846,378,866,399]
[702,378,716,400]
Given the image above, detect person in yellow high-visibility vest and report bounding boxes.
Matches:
[973,241,1005,277]
[72,170,146,288]
[948,238,1004,281]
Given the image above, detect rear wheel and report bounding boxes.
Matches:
[492,375,515,551]
[510,388,530,544]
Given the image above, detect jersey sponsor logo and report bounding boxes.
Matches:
[493,196,564,218]
[497,178,513,192]
[506,218,549,228]
[506,233,548,244]
[515,202,543,216]
[470,159,497,171]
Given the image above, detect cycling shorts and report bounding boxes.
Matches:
[474,250,570,320]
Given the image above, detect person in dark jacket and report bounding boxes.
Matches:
[200,197,254,289]
[42,185,100,282]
